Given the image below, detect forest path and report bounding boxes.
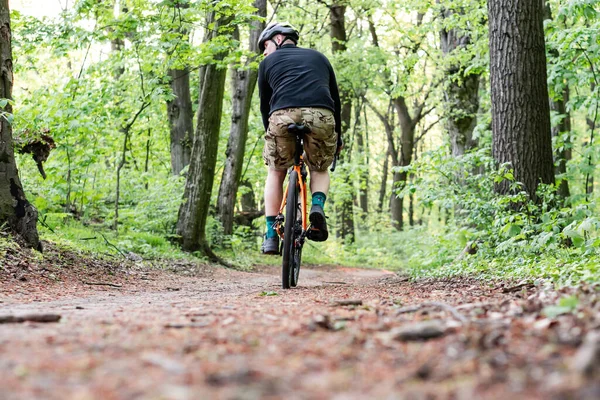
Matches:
[1,263,598,399]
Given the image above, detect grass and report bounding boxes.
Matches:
[34,216,600,287]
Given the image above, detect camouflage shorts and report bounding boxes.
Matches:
[263,107,337,172]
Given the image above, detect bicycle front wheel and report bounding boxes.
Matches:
[282,170,299,289]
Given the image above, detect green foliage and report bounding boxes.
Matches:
[8,0,600,287]
[543,295,580,318]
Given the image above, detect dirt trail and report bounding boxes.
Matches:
[1,263,598,400]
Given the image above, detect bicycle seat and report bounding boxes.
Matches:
[287,123,311,136]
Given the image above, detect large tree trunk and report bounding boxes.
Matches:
[167,67,193,175]
[176,12,231,255]
[329,3,355,243]
[0,1,41,251]
[439,5,481,157]
[488,0,555,199]
[216,0,266,235]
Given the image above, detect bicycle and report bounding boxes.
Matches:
[273,123,337,289]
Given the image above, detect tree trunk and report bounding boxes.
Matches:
[585,115,596,196]
[354,101,368,220]
[167,67,193,175]
[378,147,389,212]
[550,87,571,198]
[329,3,355,243]
[176,12,231,254]
[0,1,41,251]
[390,97,417,230]
[488,0,555,199]
[439,5,481,157]
[216,0,266,235]
[369,15,427,231]
[544,2,570,199]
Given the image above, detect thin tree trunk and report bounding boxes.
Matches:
[330,3,355,243]
[550,87,571,198]
[368,15,429,231]
[378,147,389,213]
[545,2,571,199]
[354,101,368,220]
[176,11,232,256]
[391,97,417,230]
[144,126,151,190]
[0,1,41,250]
[488,0,555,199]
[585,115,596,197]
[114,102,150,231]
[216,0,266,235]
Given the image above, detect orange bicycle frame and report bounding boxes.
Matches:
[276,159,308,238]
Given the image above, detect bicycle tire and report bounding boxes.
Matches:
[290,195,303,287]
[282,170,299,289]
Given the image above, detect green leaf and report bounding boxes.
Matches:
[543,295,579,318]
[542,305,573,318]
[558,295,579,309]
[259,291,278,297]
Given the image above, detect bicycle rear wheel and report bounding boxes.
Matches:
[282,170,299,289]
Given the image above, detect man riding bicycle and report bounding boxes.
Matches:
[257,22,342,254]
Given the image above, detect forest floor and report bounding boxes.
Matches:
[1,241,599,400]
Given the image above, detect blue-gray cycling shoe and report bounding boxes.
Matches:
[307,204,328,242]
[261,236,280,255]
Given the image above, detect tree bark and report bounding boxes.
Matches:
[216,0,266,235]
[166,2,194,175]
[439,5,481,157]
[585,113,596,196]
[176,11,231,254]
[378,146,389,213]
[0,1,41,251]
[167,67,193,175]
[390,97,417,230]
[354,101,368,220]
[329,3,355,243]
[488,0,555,199]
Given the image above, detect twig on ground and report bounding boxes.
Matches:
[395,301,468,324]
[83,281,123,288]
[330,299,363,306]
[38,217,56,233]
[502,282,533,293]
[456,302,493,310]
[0,314,62,324]
[98,232,127,258]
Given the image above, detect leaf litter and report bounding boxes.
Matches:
[1,242,599,399]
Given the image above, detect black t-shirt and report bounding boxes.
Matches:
[258,44,342,139]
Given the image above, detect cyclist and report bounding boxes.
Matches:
[257,22,342,254]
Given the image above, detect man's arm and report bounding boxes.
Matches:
[258,61,272,132]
